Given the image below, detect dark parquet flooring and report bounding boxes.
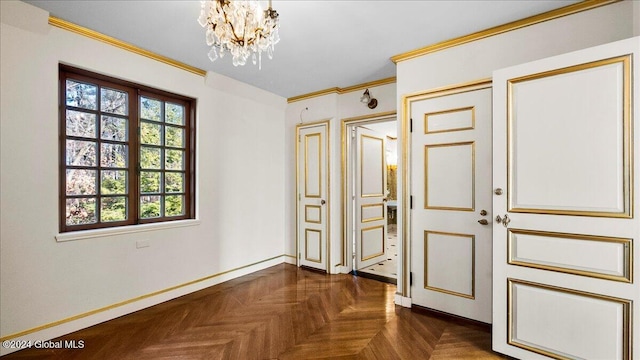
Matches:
[3,264,507,359]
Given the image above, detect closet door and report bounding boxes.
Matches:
[492,37,639,359]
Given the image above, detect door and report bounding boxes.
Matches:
[410,83,493,323]
[354,126,388,271]
[492,37,639,359]
[297,122,329,272]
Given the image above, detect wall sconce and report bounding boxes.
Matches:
[360,89,378,109]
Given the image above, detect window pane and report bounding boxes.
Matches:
[165,103,184,125]
[101,143,128,168]
[140,146,161,169]
[66,110,96,138]
[66,80,97,110]
[165,126,183,148]
[101,197,127,222]
[165,195,184,216]
[66,140,96,166]
[141,122,162,145]
[165,149,184,170]
[165,172,183,193]
[100,87,128,115]
[140,171,161,193]
[66,169,96,195]
[101,170,127,195]
[101,116,127,141]
[140,195,161,218]
[66,198,97,225]
[140,97,162,121]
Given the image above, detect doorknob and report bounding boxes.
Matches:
[320,199,326,205]
[479,210,487,216]
[383,198,388,202]
[494,188,503,195]
[477,219,489,225]
[495,214,510,227]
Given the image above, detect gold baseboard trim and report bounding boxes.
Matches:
[48,16,207,77]
[288,77,396,103]
[0,254,287,341]
[391,0,622,63]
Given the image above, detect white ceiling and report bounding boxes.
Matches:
[24,0,579,98]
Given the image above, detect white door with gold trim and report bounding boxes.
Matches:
[492,37,639,360]
[355,127,388,271]
[297,123,328,272]
[410,84,493,323]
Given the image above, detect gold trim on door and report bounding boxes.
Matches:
[508,228,632,283]
[361,203,384,223]
[305,229,322,263]
[424,141,476,211]
[305,205,322,224]
[507,55,632,218]
[360,134,385,198]
[424,106,475,134]
[424,230,475,299]
[507,278,632,360]
[361,225,385,261]
[305,133,322,198]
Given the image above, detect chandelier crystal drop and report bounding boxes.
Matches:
[198,0,280,69]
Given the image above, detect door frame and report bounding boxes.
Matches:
[400,79,492,299]
[341,111,396,273]
[296,119,331,272]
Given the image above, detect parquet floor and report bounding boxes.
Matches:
[4,264,507,359]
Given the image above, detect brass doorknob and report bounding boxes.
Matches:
[478,219,489,225]
[320,199,326,205]
[494,188,503,195]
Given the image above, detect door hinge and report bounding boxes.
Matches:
[351,128,356,139]
[410,196,413,209]
[410,118,413,133]
[298,193,301,201]
[410,272,413,286]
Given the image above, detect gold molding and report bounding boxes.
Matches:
[305,205,322,224]
[0,254,287,341]
[507,278,632,360]
[361,203,385,223]
[361,225,385,261]
[341,111,397,266]
[508,228,632,283]
[304,133,322,198]
[424,141,476,211]
[287,77,396,103]
[48,17,206,77]
[424,106,475,134]
[360,133,386,198]
[391,0,622,63]
[424,230,475,299]
[402,78,491,296]
[507,55,632,218]
[305,229,322,263]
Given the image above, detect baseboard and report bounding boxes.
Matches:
[283,254,297,265]
[0,255,286,356]
[394,294,412,308]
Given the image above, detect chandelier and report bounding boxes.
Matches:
[198,0,280,69]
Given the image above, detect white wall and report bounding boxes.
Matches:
[284,83,396,273]
[395,1,636,297]
[0,1,286,351]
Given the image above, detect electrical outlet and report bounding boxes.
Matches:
[136,239,150,249]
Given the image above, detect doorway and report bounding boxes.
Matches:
[342,114,397,283]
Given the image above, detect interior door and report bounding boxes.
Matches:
[410,83,492,323]
[297,122,328,272]
[355,126,388,271]
[492,37,639,360]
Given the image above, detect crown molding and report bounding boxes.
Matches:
[288,77,396,103]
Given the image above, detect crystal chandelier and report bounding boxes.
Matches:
[198,0,280,69]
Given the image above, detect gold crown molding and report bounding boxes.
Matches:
[0,254,287,341]
[391,0,622,63]
[288,77,397,103]
[48,16,207,77]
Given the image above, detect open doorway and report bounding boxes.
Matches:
[344,117,397,284]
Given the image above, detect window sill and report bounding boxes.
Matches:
[55,219,201,242]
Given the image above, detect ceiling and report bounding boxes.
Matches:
[24,0,579,98]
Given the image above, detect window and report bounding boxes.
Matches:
[60,65,195,232]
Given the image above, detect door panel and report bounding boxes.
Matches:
[410,85,492,323]
[355,127,387,270]
[297,123,328,271]
[492,37,639,360]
